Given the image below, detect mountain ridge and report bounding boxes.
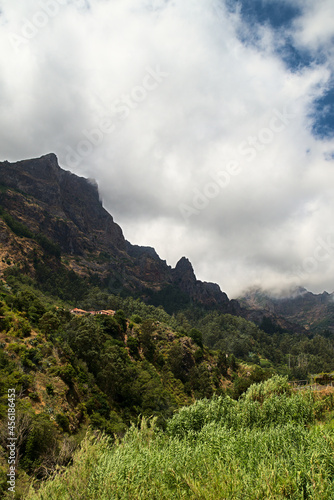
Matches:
[239,286,334,333]
[0,153,238,313]
[1,153,332,332]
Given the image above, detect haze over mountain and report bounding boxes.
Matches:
[240,285,334,334]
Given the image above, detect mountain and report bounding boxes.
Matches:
[240,286,334,333]
[2,153,332,331]
[0,153,240,314]
[3,155,334,499]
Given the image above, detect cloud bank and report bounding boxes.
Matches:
[0,0,334,297]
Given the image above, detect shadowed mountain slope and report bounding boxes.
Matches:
[0,153,239,313]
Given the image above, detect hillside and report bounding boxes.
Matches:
[0,275,267,497]
[2,154,334,498]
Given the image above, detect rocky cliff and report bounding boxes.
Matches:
[172,257,241,314]
[0,153,238,312]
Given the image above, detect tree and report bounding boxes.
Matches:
[189,328,203,348]
[114,310,127,333]
[217,351,228,376]
[139,321,156,362]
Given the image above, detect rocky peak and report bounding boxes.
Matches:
[171,256,240,312]
[173,257,196,282]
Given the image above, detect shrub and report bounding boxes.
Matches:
[189,328,203,348]
[244,375,292,404]
[56,413,70,433]
[127,336,139,358]
[131,314,142,324]
[18,318,32,337]
[0,315,11,332]
[29,392,40,401]
[46,383,55,396]
[21,413,58,473]
[35,233,61,258]
[114,310,127,332]
[2,212,34,238]
[58,364,76,385]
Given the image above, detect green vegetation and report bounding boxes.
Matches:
[188,310,334,379]
[0,210,34,239]
[1,282,261,497]
[0,202,61,259]
[2,196,334,497]
[27,378,334,499]
[2,274,334,498]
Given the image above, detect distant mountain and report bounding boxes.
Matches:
[239,286,334,334]
[0,153,240,314]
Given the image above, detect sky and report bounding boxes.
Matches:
[0,0,334,298]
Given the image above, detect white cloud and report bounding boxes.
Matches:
[0,0,333,297]
[291,0,334,53]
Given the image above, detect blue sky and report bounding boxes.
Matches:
[231,0,334,140]
[0,0,334,296]
[233,0,300,29]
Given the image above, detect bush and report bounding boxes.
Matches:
[167,376,315,439]
[0,315,11,332]
[114,310,127,332]
[131,314,142,324]
[99,315,121,338]
[2,212,34,239]
[29,392,40,401]
[46,383,55,396]
[20,413,58,473]
[189,328,203,349]
[35,233,61,258]
[244,375,292,404]
[0,300,6,316]
[18,317,32,337]
[56,413,70,433]
[127,336,139,358]
[58,364,76,385]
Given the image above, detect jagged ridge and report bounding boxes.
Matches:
[0,153,237,312]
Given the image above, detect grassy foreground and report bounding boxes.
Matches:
[27,377,334,500]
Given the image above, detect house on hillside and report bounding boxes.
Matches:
[70,308,116,316]
[94,310,116,316]
[70,308,88,316]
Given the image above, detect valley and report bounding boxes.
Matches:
[1,154,334,499]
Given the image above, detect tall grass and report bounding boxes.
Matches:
[27,378,334,500]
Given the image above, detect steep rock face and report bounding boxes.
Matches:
[0,153,240,313]
[172,257,241,313]
[0,154,126,255]
[125,243,172,285]
[172,257,197,292]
